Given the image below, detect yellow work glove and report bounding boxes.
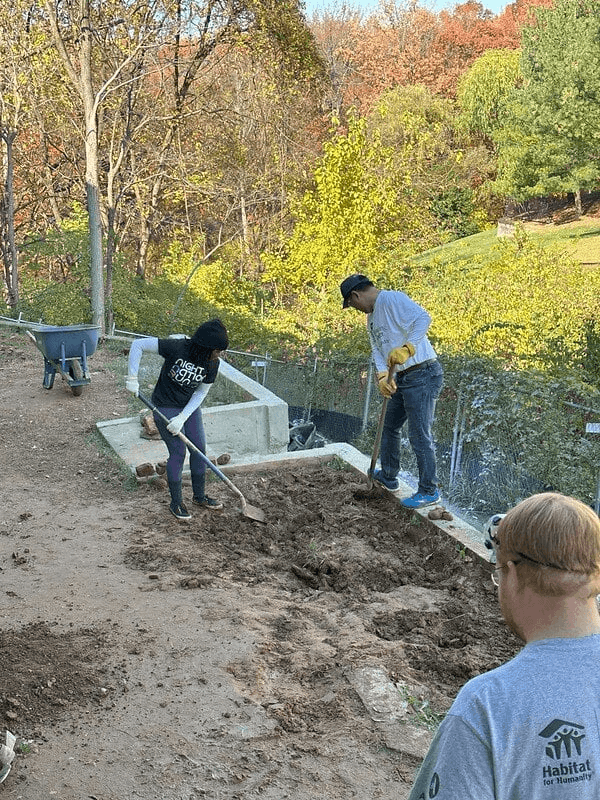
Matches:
[387,343,416,369]
[376,371,396,399]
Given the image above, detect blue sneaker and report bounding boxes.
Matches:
[401,490,440,509]
[373,469,400,491]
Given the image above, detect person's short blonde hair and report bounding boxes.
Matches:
[497,492,600,597]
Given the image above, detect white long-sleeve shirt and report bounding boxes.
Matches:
[367,290,437,374]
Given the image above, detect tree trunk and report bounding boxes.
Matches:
[1,130,19,308]
[574,187,582,218]
[136,124,176,278]
[104,205,116,335]
[240,191,249,252]
[80,0,105,333]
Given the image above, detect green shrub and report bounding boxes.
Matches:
[429,187,483,239]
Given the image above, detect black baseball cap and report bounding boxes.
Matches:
[340,274,372,308]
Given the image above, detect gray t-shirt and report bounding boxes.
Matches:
[408,635,600,800]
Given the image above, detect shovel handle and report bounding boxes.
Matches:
[137,392,245,504]
[370,398,388,471]
[368,367,395,487]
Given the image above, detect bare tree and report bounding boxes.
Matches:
[2,0,321,324]
[0,13,25,307]
[131,0,322,278]
[41,0,162,331]
[0,127,19,308]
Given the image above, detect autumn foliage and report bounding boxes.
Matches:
[3,0,598,372]
[311,0,556,111]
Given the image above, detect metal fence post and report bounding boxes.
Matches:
[585,422,600,515]
[251,353,269,385]
[449,383,465,490]
[362,359,374,432]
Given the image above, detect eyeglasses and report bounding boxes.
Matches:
[491,567,502,587]
[514,550,567,570]
[491,549,573,586]
[492,558,529,587]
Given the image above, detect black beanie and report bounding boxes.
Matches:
[191,318,229,351]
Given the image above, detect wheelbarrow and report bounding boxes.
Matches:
[26,323,101,396]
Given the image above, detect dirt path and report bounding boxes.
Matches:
[0,328,520,799]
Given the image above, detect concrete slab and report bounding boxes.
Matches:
[98,415,171,467]
[97,400,290,469]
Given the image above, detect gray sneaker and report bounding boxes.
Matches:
[170,501,192,520]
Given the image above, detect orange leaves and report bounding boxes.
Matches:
[310,0,555,113]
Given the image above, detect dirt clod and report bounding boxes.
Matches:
[428,507,454,521]
[135,461,156,477]
[427,507,444,520]
[140,411,160,439]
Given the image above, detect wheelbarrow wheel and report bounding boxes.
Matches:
[69,360,84,396]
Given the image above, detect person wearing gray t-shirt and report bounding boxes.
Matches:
[409,492,600,800]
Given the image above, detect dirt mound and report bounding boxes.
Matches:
[123,463,518,707]
[0,623,124,731]
[0,327,519,799]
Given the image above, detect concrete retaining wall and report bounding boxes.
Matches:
[97,359,289,470]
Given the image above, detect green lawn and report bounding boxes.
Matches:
[411,230,499,268]
[411,218,600,268]
[524,221,600,264]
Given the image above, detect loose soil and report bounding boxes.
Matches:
[0,328,520,800]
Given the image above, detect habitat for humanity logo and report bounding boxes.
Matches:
[539,719,594,786]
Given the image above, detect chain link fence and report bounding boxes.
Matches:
[4,314,598,525]
[228,348,600,522]
[227,348,374,441]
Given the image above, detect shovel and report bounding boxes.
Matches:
[354,368,395,500]
[367,395,388,490]
[138,392,265,523]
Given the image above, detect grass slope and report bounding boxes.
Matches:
[411,217,600,268]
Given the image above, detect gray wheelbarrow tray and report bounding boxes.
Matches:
[26,323,101,396]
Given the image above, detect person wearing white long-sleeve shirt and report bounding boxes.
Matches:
[340,273,443,508]
[125,318,229,520]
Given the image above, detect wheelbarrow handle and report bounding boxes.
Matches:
[137,392,241,494]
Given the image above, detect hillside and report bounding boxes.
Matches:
[411,213,600,270]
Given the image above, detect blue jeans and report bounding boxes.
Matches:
[153,406,207,485]
[379,360,443,495]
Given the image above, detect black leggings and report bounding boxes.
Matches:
[153,406,206,484]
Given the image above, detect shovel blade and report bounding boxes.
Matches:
[242,502,266,523]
